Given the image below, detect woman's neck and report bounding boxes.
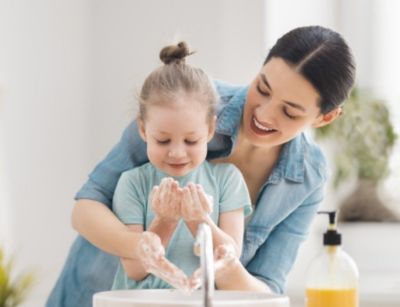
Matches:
[227,131,282,203]
[210,130,283,204]
[230,129,282,168]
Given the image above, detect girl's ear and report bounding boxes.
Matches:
[207,115,217,142]
[138,118,147,142]
[312,107,342,128]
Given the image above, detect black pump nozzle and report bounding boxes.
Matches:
[318,211,341,246]
[318,211,337,227]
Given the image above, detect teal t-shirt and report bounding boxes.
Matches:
[112,161,252,290]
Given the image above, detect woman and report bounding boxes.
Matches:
[46,25,355,307]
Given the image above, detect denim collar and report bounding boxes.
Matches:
[268,135,305,184]
[215,84,305,184]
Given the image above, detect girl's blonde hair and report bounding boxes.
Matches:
[138,42,218,123]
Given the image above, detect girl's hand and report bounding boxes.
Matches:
[150,178,182,222]
[180,183,213,222]
[136,231,190,291]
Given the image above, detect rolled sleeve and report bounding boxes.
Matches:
[245,186,323,294]
[75,121,148,208]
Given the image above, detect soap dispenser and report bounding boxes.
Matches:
[305,211,359,307]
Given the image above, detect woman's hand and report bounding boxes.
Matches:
[180,183,213,222]
[150,178,182,222]
[136,231,190,291]
[213,244,240,280]
[188,244,240,291]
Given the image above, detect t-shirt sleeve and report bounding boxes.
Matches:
[217,164,252,217]
[112,169,146,225]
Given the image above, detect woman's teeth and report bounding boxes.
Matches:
[253,117,275,132]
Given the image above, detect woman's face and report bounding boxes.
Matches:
[242,57,334,149]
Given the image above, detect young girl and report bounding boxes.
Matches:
[110,42,252,290]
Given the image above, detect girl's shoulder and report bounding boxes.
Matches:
[204,160,241,174]
[203,161,245,187]
[118,162,157,187]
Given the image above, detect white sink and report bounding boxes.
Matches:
[93,289,290,306]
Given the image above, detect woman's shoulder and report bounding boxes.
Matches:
[213,79,247,100]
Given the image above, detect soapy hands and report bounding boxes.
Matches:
[150,178,182,222]
[136,231,240,292]
[135,178,227,292]
[189,243,240,290]
[150,178,213,223]
[136,231,191,291]
[181,183,213,222]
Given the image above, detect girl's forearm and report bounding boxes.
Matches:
[147,216,179,247]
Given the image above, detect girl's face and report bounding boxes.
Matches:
[139,98,215,177]
[242,57,339,148]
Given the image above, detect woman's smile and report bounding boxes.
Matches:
[251,116,278,135]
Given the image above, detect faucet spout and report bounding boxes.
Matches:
[195,223,214,307]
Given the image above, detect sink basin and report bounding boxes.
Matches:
[93,289,290,306]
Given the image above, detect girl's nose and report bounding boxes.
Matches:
[168,144,186,159]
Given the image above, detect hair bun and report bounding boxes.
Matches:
[159,41,194,65]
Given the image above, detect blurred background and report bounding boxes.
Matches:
[0,0,399,306]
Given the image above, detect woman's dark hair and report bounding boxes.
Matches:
[265,26,356,114]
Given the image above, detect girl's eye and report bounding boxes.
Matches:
[156,139,170,145]
[185,140,198,145]
[283,107,297,120]
[256,83,270,97]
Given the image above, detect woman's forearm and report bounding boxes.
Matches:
[71,199,141,258]
[71,199,178,258]
[215,261,272,292]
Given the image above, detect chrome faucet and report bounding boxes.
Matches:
[195,223,214,307]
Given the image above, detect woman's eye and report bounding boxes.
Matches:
[256,84,270,97]
[185,140,198,145]
[156,139,170,145]
[283,108,297,119]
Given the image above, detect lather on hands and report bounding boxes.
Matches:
[136,177,226,292]
[149,177,182,222]
[188,243,240,290]
[136,231,190,291]
[150,178,213,223]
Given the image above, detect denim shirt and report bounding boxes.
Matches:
[45,80,328,307]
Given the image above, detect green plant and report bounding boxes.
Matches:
[0,247,35,307]
[315,88,397,187]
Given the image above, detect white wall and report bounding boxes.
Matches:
[88,0,266,159]
[0,0,92,305]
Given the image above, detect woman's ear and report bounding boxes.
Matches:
[312,107,342,128]
[207,115,217,142]
[138,118,147,142]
